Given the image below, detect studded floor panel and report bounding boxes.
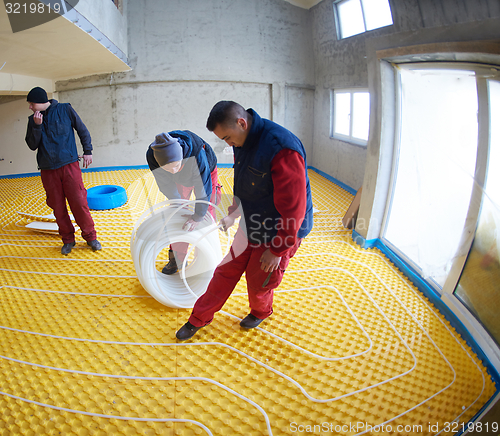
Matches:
[0,168,496,436]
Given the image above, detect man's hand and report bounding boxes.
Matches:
[34,111,43,125]
[219,215,236,232]
[260,249,281,273]
[182,215,200,232]
[80,155,93,169]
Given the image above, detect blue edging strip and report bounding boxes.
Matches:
[2,163,332,178]
[81,165,149,173]
[0,165,151,179]
[0,171,41,180]
[1,164,236,180]
[352,229,378,249]
[83,164,236,172]
[308,166,357,195]
[353,230,500,391]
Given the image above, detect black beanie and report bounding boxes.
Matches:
[27,87,48,104]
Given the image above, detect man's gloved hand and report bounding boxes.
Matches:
[182,215,200,232]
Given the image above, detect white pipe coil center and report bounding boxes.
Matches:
[130,199,226,308]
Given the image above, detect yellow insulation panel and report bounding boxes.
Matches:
[0,168,495,436]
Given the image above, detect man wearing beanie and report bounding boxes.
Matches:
[146,130,220,275]
[25,86,102,255]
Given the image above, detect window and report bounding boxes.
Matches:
[383,66,479,287]
[380,61,500,364]
[453,78,500,346]
[334,0,393,39]
[331,89,370,146]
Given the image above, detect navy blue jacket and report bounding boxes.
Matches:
[233,109,313,245]
[146,130,217,220]
[25,99,92,170]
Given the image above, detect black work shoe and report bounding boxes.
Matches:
[240,314,265,329]
[176,322,203,341]
[87,239,102,251]
[162,249,178,275]
[61,242,76,255]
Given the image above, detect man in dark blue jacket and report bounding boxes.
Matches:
[25,87,101,255]
[146,130,220,274]
[176,101,313,341]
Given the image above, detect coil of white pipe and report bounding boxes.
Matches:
[130,199,225,308]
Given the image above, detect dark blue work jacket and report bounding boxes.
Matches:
[25,99,92,170]
[146,130,217,220]
[233,109,313,245]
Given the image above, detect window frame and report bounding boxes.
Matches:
[379,61,500,368]
[380,62,497,294]
[330,88,370,147]
[333,0,393,40]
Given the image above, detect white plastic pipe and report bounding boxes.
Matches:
[130,199,226,308]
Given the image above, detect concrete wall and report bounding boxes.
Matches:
[52,0,315,171]
[74,0,128,57]
[60,81,272,166]
[285,85,315,160]
[310,0,500,191]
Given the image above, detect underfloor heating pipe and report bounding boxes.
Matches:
[130,199,228,308]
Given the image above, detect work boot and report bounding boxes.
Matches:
[176,321,204,341]
[162,249,178,275]
[61,242,76,255]
[240,314,265,329]
[87,239,102,251]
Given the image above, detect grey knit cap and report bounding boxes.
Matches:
[151,133,183,166]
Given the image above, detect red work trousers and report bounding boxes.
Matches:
[171,167,220,261]
[40,161,97,244]
[188,227,302,327]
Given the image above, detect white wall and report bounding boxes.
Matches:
[310,1,374,191]
[0,99,40,175]
[52,0,315,170]
[60,81,272,167]
[285,85,315,160]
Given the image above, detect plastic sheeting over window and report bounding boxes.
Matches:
[454,79,500,345]
[384,67,479,287]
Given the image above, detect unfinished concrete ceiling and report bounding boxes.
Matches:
[0,4,129,92]
[0,0,318,95]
